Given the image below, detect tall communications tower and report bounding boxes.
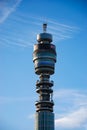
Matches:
[33,24,57,130]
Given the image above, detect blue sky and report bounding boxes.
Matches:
[0,0,87,130]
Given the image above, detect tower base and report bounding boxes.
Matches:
[35,111,54,130]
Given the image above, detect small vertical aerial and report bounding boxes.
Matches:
[33,23,57,130]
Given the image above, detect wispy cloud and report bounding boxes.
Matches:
[28,114,35,119]
[0,34,33,48]
[0,96,35,104]
[54,89,87,108]
[0,0,22,23]
[55,107,87,129]
[54,89,87,129]
[0,6,79,48]
[27,15,79,41]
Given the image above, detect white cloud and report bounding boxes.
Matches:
[0,0,22,23]
[0,2,79,48]
[54,89,87,108]
[55,107,87,128]
[11,12,79,41]
[28,114,35,119]
[54,89,87,129]
[0,96,34,104]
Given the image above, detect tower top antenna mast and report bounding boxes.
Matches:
[43,23,47,33]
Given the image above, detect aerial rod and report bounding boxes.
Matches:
[43,23,47,33]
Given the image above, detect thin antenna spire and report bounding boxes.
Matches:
[43,23,47,33]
